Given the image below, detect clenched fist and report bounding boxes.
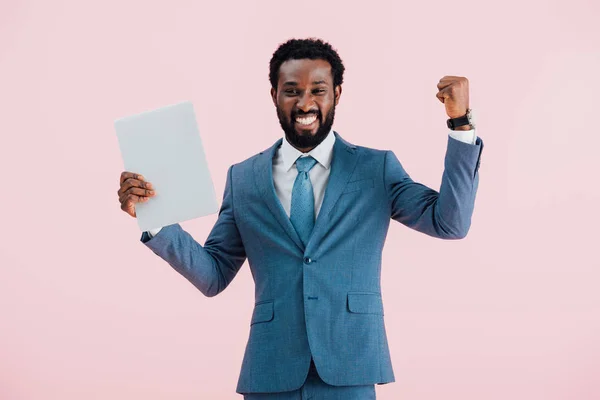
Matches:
[118,171,156,218]
[436,76,469,119]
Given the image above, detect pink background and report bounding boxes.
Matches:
[1,0,599,399]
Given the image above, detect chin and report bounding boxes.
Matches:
[295,125,319,136]
[296,130,317,137]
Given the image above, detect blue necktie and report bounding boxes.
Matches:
[290,156,318,247]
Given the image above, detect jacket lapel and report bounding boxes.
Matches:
[253,131,359,255]
[306,132,359,252]
[254,138,305,252]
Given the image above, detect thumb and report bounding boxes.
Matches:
[436,90,446,104]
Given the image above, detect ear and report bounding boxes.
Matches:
[334,85,342,106]
[270,87,277,107]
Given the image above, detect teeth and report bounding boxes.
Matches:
[296,115,317,125]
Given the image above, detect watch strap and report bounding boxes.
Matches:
[447,114,471,130]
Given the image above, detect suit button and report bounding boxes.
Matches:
[304,257,312,264]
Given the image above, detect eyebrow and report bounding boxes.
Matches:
[282,80,328,86]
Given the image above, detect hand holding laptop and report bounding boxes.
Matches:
[118,171,157,218]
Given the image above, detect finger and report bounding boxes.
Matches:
[437,80,456,90]
[118,178,153,196]
[438,77,468,90]
[120,193,149,208]
[121,187,155,202]
[440,86,455,99]
[120,171,146,185]
[438,76,463,85]
[436,88,449,103]
[119,188,155,204]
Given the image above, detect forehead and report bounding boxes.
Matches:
[278,59,333,86]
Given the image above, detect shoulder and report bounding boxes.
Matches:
[334,132,388,160]
[234,152,262,169]
[356,144,388,157]
[339,139,391,177]
[228,141,276,179]
[352,143,390,166]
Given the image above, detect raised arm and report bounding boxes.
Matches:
[384,135,484,239]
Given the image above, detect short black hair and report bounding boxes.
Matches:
[269,38,345,90]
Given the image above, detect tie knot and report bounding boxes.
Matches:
[295,156,317,173]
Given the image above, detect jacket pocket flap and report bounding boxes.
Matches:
[342,178,374,193]
[251,300,274,325]
[347,292,384,315]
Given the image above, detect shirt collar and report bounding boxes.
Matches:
[281,129,335,172]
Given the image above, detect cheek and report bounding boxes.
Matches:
[318,97,334,112]
[318,103,332,117]
[278,100,294,116]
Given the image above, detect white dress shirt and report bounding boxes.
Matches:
[147,129,477,237]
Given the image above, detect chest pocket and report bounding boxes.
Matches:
[342,178,374,194]
[329,178,374,221]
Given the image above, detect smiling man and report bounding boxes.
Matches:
[273,57,340,152]
[118,38,484,399]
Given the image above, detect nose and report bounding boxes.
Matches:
[296,92,316,113]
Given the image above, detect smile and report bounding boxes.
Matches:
[295,115,318,126]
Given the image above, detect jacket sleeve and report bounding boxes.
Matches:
[140,165,247,296]
[384,135,484,239]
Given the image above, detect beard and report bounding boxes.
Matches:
[277,105,335,149]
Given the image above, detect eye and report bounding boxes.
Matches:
[285,89,299,96]
[313,89,326,95]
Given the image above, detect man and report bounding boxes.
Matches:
[117,38,484,399]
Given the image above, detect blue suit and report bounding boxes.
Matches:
[140,131,484,394]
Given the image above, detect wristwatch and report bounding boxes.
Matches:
[447,108,476,130]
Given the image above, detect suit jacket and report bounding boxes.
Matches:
[140,131,484,394]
